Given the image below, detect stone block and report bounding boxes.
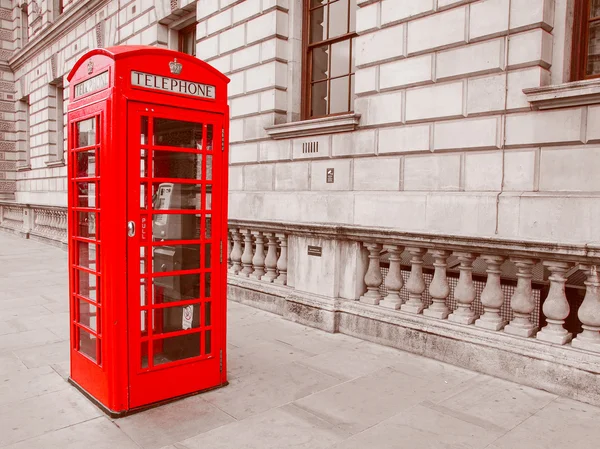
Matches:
[355,66,378,95]
[504,150,536,191]
[230,142,259,164]
[246,10,287,45]
[353,157,401,191]
[355,91,402,125]
[293,236,340,298]
[332,130,376,157]
[310,159,351,191]
[407,6,467,54]
[378,125,431,154]
[381,0,435,25]
[510,0,554,31]
[405,81,464,122]
[259,140,292,162]
[379,54,433,90]
[208,54,231,74]
[292,135,331,160]
[232,44,260,70]
[467,73,506,114]
[539,146,600,192]
[507,67,551,110]
[404,154,461,191]
[207,9,232,35]
[245,61,287,92]
[469,0,509,41]
[229,118,244,143]
[505,108,584,146]
[228,71,244,96]
[230,93,260,117]
[233,0,261,24]
[243,113,273,141]
[508,29,553,69]
[229,166,243,190]
[464,151,503,191]
[586,105,600,142]
[425,192,498,236]
[356,1,379,33]
[355,24,405,66]
[197,0,219,20]
[196,35,219,60]
[260,89,287,112]
[433,116,501,151]
[354,192,428,230]
[338,240,369,301]
[219,24,245,54]
[274,162,309,191]
[436,38,505,80]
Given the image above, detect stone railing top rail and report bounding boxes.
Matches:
[228,219,600,263]
[0,201,67,212]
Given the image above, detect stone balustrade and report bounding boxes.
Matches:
[0,202,68,247]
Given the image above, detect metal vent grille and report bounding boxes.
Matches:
[95,21,105,48]
[302,141,319,154]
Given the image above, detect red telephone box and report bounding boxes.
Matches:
[66,46,229,416]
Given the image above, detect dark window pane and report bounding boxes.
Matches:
[152,213,201,241]
[207,124,214,151]
[205,214,212,239]
[330,76,351,114]
[180,28,196,56]
[591,0,600,18]
[153,333,200,366]
[310,6,327,43]
[311,81,328,117]
[312,45,329,81]
[77,118,95,147]
[152,304,201,335]
[310,0,327,7]
[205,272,211,298]
[205,243,212,269]
[78,329,98,362]
[154,118,203,148]
[152,244,201,272]
[153,273,200,302]
[205,302,211,326]
[587,21,600,76]
[329,0,349,38]
[205,329,212,354]
[76,151,96,178]
[331,40,350,77]
[154,151,202,180]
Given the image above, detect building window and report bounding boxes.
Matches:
[53,0,64,20]
[17,96,30,169]
[178,23,196,56]
[572,0,600,80]
[303,0,357,119]
[20,3,28,46]
[48,80,65,164]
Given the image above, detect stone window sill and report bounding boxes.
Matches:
[264,113,361,140]
[45,159,65,168]
[524,78,600,110]
[16,164,31,172]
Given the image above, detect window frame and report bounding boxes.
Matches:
[301,0,357,120]
[178,22,197,57]
[571,0,600,81]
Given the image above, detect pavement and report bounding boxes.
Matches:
[1,232,600,449]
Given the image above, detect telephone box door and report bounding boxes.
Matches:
[126,102,224,408]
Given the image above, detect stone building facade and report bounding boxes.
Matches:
[2,0,600,406]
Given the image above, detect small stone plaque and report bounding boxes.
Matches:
[326,168,334,183]
[308,245,322,257]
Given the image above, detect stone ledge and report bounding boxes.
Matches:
[264,113,361,140]
[524,78,600,110]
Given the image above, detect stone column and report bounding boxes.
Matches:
[227,230,232,269]
[401,247,427,314]
[263,232,279,283]
[537,261,572,344]
[475,255,507,331]
[448,252,478,325]
[359,243,383,305]
[274,233,288,285]
[504,258,538,337]
[571,264,600,352]
[228,228,243,275]
[240,229,254,277]
[380,245,404,310]
[423,250,451,319]
[250,231,266,281]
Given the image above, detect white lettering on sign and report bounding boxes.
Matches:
[131,71,216,99]
[74,71,109,98]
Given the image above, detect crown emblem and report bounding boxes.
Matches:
[169,58,182,75]
[87,60,94,74]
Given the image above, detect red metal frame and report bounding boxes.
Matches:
[67,46,230,415]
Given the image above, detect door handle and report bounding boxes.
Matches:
[127,221,136,237]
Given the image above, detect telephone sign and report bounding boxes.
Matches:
[66,46,230,416]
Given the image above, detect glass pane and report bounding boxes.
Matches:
[311,81,328,117]
[140,149,148,177]
[330,76,350,114]
[310,0,327,7]
[205,329,212,354]
[76,270,97,302]
[310,6,327,43]
[77,241,97,270]
[207,124,214,151]
[152,183,202,210]
[152,244,201,272]
[329,0,349,38]
[77,211,97,239]
[153,333,200,366]
[205,302,211,326]
[205,243,212,269]
[154,151,202,180]
[77,118,96,147]
[78,329,98,362]
[76,182,97,208]
[152,213,201,241]
[152,304,201,335]
[205,185,212,211]
[181,28,196,56]
[141,116,149,145]
[205,214,212,239]
[140,246,146,274]
[141,310,147,334]
[76,151,96,178]
[153,273,200,302]
[312,45,329,82]
[591,0,600,18]
[205,272,211,298]
[140,183,148,209]
[78,299,97,331]
[140,279,148,306]
[587,21,600,76]
[154,118,203,149]
[141,341,148,368]
[331,40,350,78]
[206,155,212,181]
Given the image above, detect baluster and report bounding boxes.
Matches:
[475,255,507,331]
[504,258,538,337]
[359,243,383,305]
[424,250,451,319]
[537,261,572,344]
[263,232,279,283]
[380,245,404,310]
[274,233,288,285]
[227,230,232,269]
[401,247,427,314]
[250,231,266,281]
[240,229,254,277]
[228,228,243,275]
[571,264,600,352]
[448,252,478,325]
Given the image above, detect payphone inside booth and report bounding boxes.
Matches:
[66,46,229,416]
